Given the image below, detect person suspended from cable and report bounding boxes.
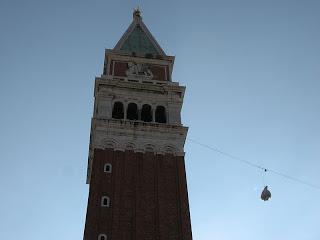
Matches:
[261,186,271,201]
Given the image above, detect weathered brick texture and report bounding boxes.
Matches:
[83,148,192,240]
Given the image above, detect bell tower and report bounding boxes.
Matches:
[83,9,192,240]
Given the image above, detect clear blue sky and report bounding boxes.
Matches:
[1,0,320,239]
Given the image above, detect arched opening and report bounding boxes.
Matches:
[155,106,166,123]
[101,196,110,207]
[104,163,112,173]
[141,104,152,122]
[98,234,107,240]
[126,103,138,120]
[112,102,124,119]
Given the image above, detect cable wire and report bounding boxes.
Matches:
[189,138,320,190]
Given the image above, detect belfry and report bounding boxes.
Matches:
[83,9,193,240]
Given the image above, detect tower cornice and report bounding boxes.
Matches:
[86,118,188,183]
[94,77,185,100]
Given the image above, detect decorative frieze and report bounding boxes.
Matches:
[86,118,188,183]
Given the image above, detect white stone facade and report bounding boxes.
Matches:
[95,76,185,125]
[87,68,188,183]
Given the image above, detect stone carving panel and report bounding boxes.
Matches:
[126,62,153,80]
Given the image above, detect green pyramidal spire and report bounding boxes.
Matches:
[120,25,159,55]
[114,8,166,56]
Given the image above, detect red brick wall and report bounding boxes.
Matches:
[150,65,167,81]
[83,148,192,240]
[113,62,128,77]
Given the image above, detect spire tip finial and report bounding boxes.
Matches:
[133,7,142,20]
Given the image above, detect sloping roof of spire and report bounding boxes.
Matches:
[113,9,166,56]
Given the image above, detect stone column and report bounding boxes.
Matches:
[97,96,113,119]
